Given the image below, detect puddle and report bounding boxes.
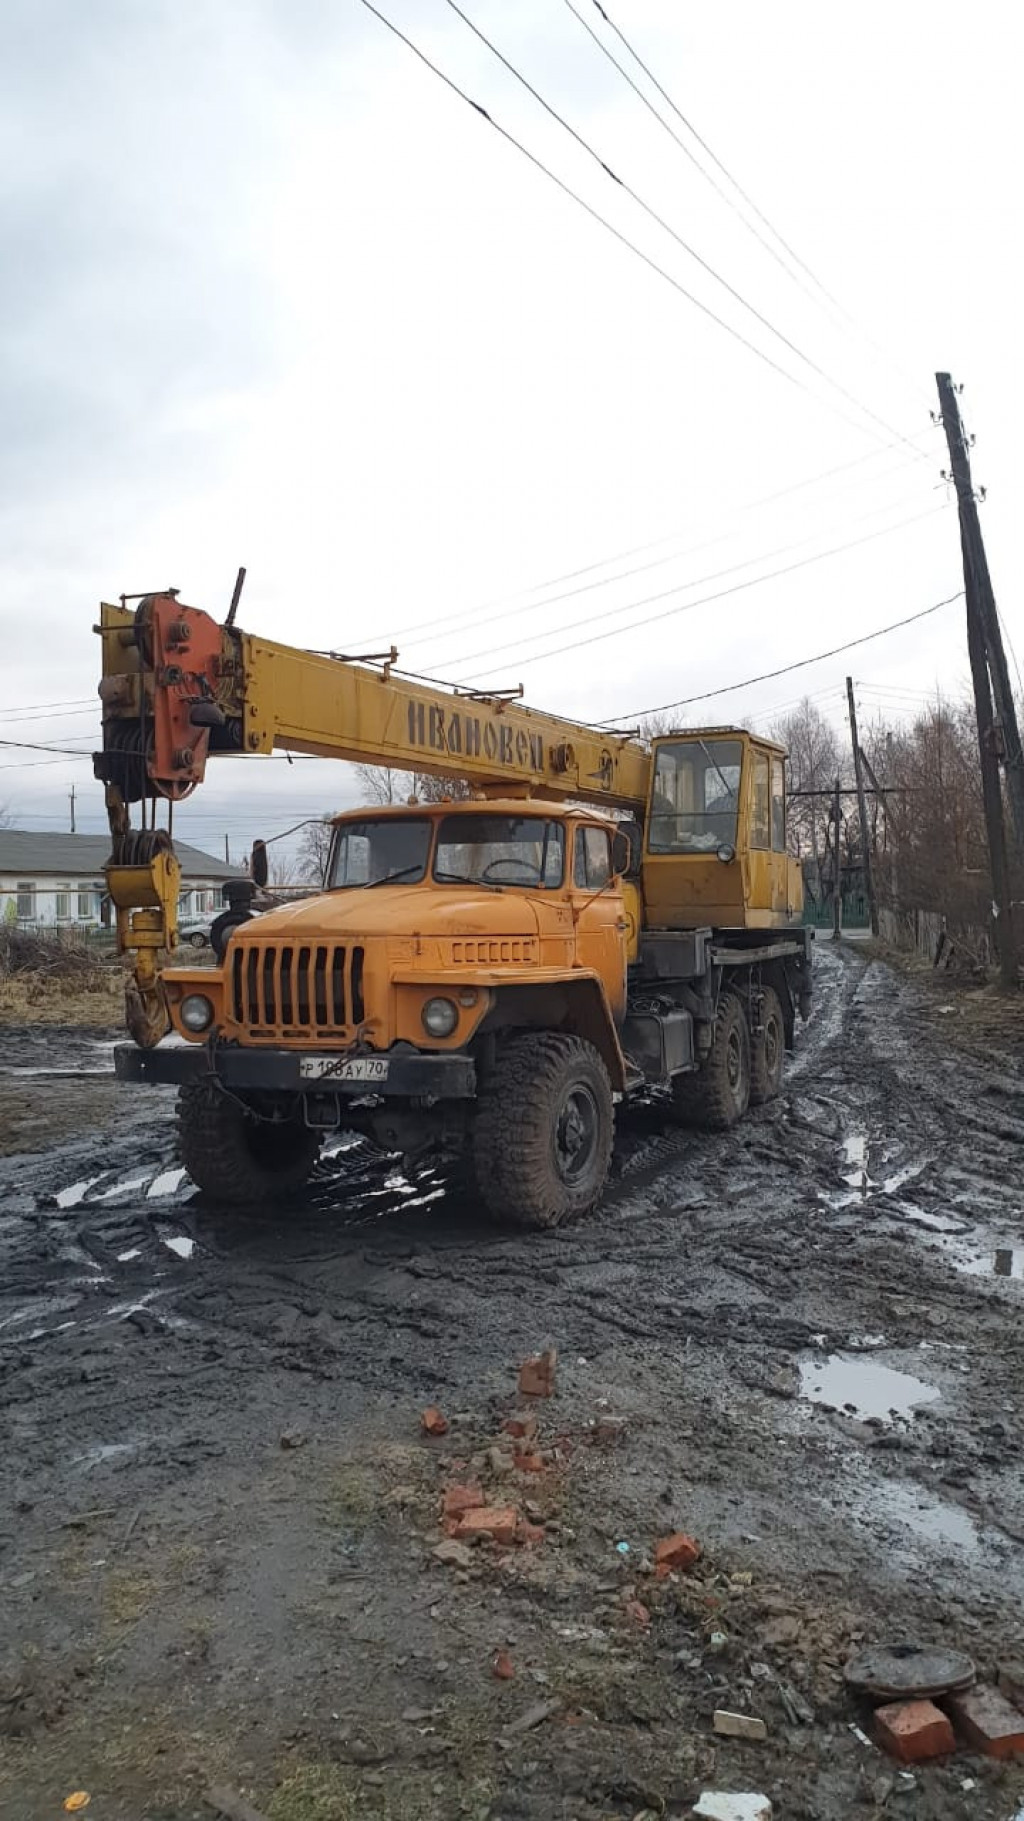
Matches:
[55,1176,104,1209]
[117,1247,142,1262]
[862,1477,979,1552]
[72,1440,137,1471]
[940,1236,1024,1280]
[162,1235,195,1261]
[894,1200,966,1234]
[147,1167,188,1199]
[878,1159,930,1196]
[800,1353,940,1423]
[96,1175,151,1202]
[840,1129,871,1190]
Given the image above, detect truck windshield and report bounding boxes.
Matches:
[434,815,565,888]
[648,739,743,853]
[329,818,431,887]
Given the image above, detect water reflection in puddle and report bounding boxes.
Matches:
[864,1478,979,1552]
[162,1235,195,1261]
[940,1237,1024,1280]
[800,1353,940,1423]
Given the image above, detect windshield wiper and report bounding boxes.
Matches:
[364,865,424,888]
[433,869,502,891]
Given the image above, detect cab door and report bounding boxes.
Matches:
[570,825,627,1022]
[748,747,790,921]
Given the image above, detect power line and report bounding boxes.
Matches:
[401,446,937,659]
[356,0,914,447]
[582,0,929,411]
[600,590,965,725]
[440,0,921,454]
[429,486,944,672]
[454,501,951,680]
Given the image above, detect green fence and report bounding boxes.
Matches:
[802,893,870,931]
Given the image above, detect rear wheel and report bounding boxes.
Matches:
[472,1032,614,1229]
[177,1080,321,1205]
[189,930,208,949]
[671,992,751,1130]
[749,986,785,1105]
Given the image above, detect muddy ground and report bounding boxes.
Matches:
[2,944,1024,1821]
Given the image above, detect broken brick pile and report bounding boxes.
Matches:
[871,1677,1024,1764]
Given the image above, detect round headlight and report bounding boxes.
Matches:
[180,994,214,1033]
[716,842,737,864]
[422,996,458,1038]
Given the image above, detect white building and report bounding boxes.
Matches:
[0,831,242,929]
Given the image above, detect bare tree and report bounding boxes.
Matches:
[770,699,842,896]
[353,764,472,806]
[296,816,335,885]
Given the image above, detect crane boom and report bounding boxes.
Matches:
[95,595,651,811]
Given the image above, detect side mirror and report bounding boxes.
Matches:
[250,839,269,888]
[611,829,631,877]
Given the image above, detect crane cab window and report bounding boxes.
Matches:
[573,826,612,890]
[771,756,786,852]
[434,814,564,889]
[330,818,431,887]
[751,751,771,849]
[648,738,742,853]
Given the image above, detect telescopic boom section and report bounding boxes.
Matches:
[94,593,652,1042]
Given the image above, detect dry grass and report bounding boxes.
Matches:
[0,970,122,1026]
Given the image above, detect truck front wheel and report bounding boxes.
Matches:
[177,1080,321,1206]
[671,992,751,1130]
[472,1032,614,1229]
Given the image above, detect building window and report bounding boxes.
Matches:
[55,885,72,921]
[78,888,96,920]
[16,882,34,920]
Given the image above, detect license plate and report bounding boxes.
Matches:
[299,1055,390,1083]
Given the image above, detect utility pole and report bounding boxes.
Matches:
[224,834,230,865]
[846,678,879,936]
[935,372,1024,849]
[831,775,842,940]
[69,784,76,834]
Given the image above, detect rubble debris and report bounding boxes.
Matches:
[503,1416,538,1441]
[501,1696,563,1738]
[204,1789,269,1821]
[874,1699,955,1763]
[516,1518,546,1545]
[279,1427,305,1449]
[421,1406,449,1436]
[432,1538,475,1569]
[692,1794,772,1820]
[624,1599,651,1628]
[843,1643,975,1701]
[492,1650,515,1680]
[654,1532,701,1576]
[759,1614,801,1648]
[454,1505,519,1546]
[946,1684,1024,1758]
[513,1452,546,1473]
[63,1798,90,1815]
[518,1348,557,1398]
[442,1483,485,1519]
[997,1662,1024,1709]
[713,1710,768,1742]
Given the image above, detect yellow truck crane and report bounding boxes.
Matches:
[95,589,812,1227]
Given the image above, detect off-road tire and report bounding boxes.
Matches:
[177,1080,321,1206]
[471,1032,614,1229]
[749,985,784,1106]
[671,992,751,1130]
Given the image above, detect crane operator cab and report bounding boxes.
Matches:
[643,731,803,930]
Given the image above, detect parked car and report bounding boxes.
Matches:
[179,918,212,949]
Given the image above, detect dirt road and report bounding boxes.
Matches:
[3,944,1024,1820]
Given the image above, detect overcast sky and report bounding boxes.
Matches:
[2,0,1020,864]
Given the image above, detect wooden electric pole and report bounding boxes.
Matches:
[69,784,76,834]
[935,372,1021,984]
[846,678,879,936]
[936,372,1024,843]
[831,775,842,940]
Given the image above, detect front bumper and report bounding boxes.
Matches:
[114,1042,477,1099]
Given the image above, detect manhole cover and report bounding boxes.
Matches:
[844,1643,975,1700]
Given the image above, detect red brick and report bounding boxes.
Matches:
[421,1406,449,1436]
[514,1452,547,1474]
[454,1505,519,1546]
[518,1349,557,1398]
[442,1483,485,1519]
[492,1650,515,1680]
[947,1685,1024,1759]
[654,1532,701,1576]
[516,1519,546,1546]
[875,1699,955,1763]
[624,1599,651,1628]
[503,1416,538,1442]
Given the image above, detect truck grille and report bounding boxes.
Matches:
[229,942,365,1036]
